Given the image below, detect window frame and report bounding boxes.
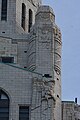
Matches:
[21,3,26,30]
[1,0,8,21]
[19,106,29,120]
[0,57,14,63]
[28,9,33,32]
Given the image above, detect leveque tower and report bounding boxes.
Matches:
[0,0,62,120]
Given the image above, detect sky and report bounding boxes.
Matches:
[43,0,80,103]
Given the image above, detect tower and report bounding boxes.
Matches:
[31,6,62,120]
[0,1,62,120]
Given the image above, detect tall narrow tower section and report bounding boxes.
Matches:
[30,6,62,120]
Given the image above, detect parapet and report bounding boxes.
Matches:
[36,6,54,14]
[35,5,55,23]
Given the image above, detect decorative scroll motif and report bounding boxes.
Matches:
[54,26,62,74]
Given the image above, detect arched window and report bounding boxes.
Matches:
[1,0,7,21]
[28,9,33,32]
[21,3,26,30]
[0,90,9,120]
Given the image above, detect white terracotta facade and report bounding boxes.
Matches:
[0,0,62,120]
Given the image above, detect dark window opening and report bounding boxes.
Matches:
[28,9,33,32]
[57,78,59,81]
[57,95,59,98]
[1,0,7,21]
[0,90,9,120]
[43,74,52,78]
[2,32,5,33]
[0,57,14,63]
[24,66,27,68]
[21,3,26,30]
[24,51,27,53]
[19,106,29,120]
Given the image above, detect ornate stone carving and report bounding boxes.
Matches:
[28,0,38,7]
[42,80,55,101]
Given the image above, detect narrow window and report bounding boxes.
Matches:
[19,106,29,120]
[28,9,33,32]
[0,90,9,120]
[1,0,7,21]
[21,3,26,30]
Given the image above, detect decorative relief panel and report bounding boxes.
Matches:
[54,26,62,74]
[38,26,52,50]
[31,77,55,120]
[28,0,39,7]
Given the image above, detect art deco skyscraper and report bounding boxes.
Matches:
[0,0,62,120]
